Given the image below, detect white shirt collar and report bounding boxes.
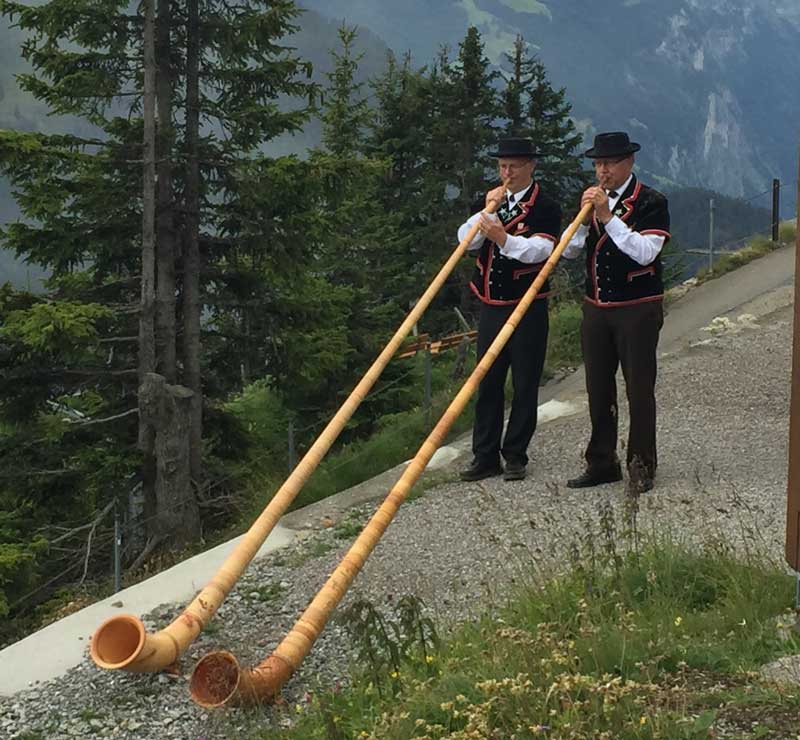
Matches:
[507,181,533,205]
[607,174,633,200]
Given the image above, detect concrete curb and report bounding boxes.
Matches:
[0,524,294,695]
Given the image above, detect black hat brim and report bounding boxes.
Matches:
[488,151,539,158]
[584,142,640,159]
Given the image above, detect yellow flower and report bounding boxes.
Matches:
[674,616,683,626]
[390,670,400,679]
[425,655,435,664]
[640,715,648,725]
[360,732,369,738]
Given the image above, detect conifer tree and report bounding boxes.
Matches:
[0,0,316,615]
[433,28,500,217]
[304,25,414,430]
[501,35,589,208]
[366,52,447,313]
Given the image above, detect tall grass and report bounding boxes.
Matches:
[695,224,793,284]
[256,532,800,739]
[232,356,478,523]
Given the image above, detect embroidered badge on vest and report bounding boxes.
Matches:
[497,199,523,225]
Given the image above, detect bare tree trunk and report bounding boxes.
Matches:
[183,0,203,486]
[139,0,157,523]
[139,374,200,546]
[155,0,176,384]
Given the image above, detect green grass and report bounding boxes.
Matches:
[695,225,794,284]
[235,368,478,524]
[333,510,367,540]
[253,535,800,739]
[779,219,797,244]
[544,299,583,378]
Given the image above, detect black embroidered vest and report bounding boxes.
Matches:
[583,177,671,306]
[469,183,562,306]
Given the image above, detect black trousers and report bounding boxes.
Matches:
[472,298,549,466]
[581,300,663,477]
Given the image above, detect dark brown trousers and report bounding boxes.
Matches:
[581,300,664,477]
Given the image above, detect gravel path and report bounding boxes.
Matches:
[1,300,794,739]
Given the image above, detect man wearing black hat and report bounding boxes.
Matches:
[458,137,561,482]
[562,131,671,493]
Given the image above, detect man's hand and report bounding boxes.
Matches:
[485,185,506,211]
[581,186,613,224]
[478,213,506,246]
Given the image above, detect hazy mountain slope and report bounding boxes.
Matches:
[300,0,798,204]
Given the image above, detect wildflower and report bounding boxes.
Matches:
[390,670,400,679]
[674,616,683,626]
[359,732,369,738]
[640,715,648,725]
[425,655,435,664]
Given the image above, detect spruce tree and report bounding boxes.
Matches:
[501,35,589,208]
[0,0,317,619]
[433,27,500,217]
[366,52,447,314]
[304,25,414,432]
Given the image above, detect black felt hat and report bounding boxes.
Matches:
[584,131,641,158]
[489,137,539,158]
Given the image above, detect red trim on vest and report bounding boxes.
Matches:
[640,228,671,241]
[504,183,540,234]
[484,245,494,296]
[627,266,656,282]
[591,180,642,301]
[512,265,540,279]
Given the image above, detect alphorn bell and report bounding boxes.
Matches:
[89,187,509,673]
[189,202,594,707]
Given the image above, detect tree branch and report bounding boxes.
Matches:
[68,408,138,426]
[50,500,115,545]
[77,504,110,586]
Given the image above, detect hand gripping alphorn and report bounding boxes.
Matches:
[188,202,594,707]
[89,190,508,673]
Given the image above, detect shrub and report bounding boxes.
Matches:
[779,219,796,243]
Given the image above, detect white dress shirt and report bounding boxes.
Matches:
[562,174,666,265]
[457,182,556,265]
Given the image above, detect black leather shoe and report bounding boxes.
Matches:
[503,461,527,481]
[566,465,623,489]
[460,459,503,482]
